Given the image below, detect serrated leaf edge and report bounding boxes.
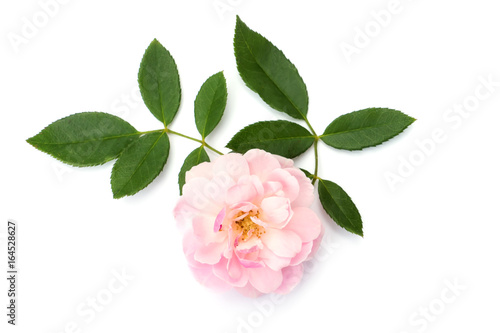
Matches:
[26,112,140,168]
[320,108,416,151]
[111,131,169,199]
[234,16,309,121]
[318,179,363,237]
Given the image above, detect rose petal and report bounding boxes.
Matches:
[214,207,226,232]
[263,181,284,197]
[226,184,257,206]
[284,207,322,243]
[244,149,281,180]
[260,196,293,228]
[274,265,304,294]
[236,254,265,268]
[192,215,226,245]
[179,177,224,215]
[273,154,294,169]
[184,251,230,292]
[212,153,249,183]
[309,224,325,260]
[213,257,248,287]
[194,241,227,264]
[261,228,302,258]
[290,241,313,266]
[235,236,263,253]
[266,169,300,203]
[248,266,283,293]
[285,167,314,207]
[185,161,213,182]
[259,246,292,271]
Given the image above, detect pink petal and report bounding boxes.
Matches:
[285,167,314,207]
[290,241,313,266]
[185,161,213,182]
[192,215,226,245]
[213,207,226,232]
[266,169,300,203]
[237,255,265,268]
[259,246,292,271]
[248,266,284,293]
[185,251,230,292]
[274,265,304,294]
[194,241,226,264]
[243,149,281,180]
[309,224,325,260]
[173,198,197,227]
[260,196,293,228]
[226,183,259,206]
[179,177,223,215]
[263,181,283,197]
[261,228,302,258]
[228,201,259,216]
[284,207,322,243]
[235,236,263,253]
[213,257,248,287]
[235,242,264,268]
[250,216,268,228]
[273,154,294,168]
[212,153,250,183]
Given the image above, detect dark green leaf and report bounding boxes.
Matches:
[27,112,139,167]
[321,108,415,150]
[138,39,181,126]
[195,72,228,138]
[178,146,210,194]
[111,131,169,199]
[300,168,314,180]
[226,120,314,158]
[318,179,363,237]
[234,16,308,120]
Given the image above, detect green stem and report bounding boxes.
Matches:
[166,129,224,155]
[312,138,319,185]
[304,117,318,137]
[303,116,320,185]
[138,129,164,135]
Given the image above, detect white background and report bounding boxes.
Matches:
[1,0,499,332]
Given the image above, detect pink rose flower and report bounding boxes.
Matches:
[174,149,323,297]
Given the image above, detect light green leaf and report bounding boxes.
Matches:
[226,120,315,158]
[178,146,210,194]
[318,179,363,237]
[321,108,416,150]
[234,16,308,120]
[111,131,169,199]
[195,72,228,138]
[138,39,181,126]
[27,112,139,167]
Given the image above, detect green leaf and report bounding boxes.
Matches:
[27,112,139,167]
[300,168,314,180]
[111,131,169,199]
[318,179,363,237]
[195,72,228,139]
[178,146,210,194]
[227,120,315,158]
[138,39,181,126]
[321,108,416,151]
[234,16,308,120]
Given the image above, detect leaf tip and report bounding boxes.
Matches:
[26,136,35,146]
